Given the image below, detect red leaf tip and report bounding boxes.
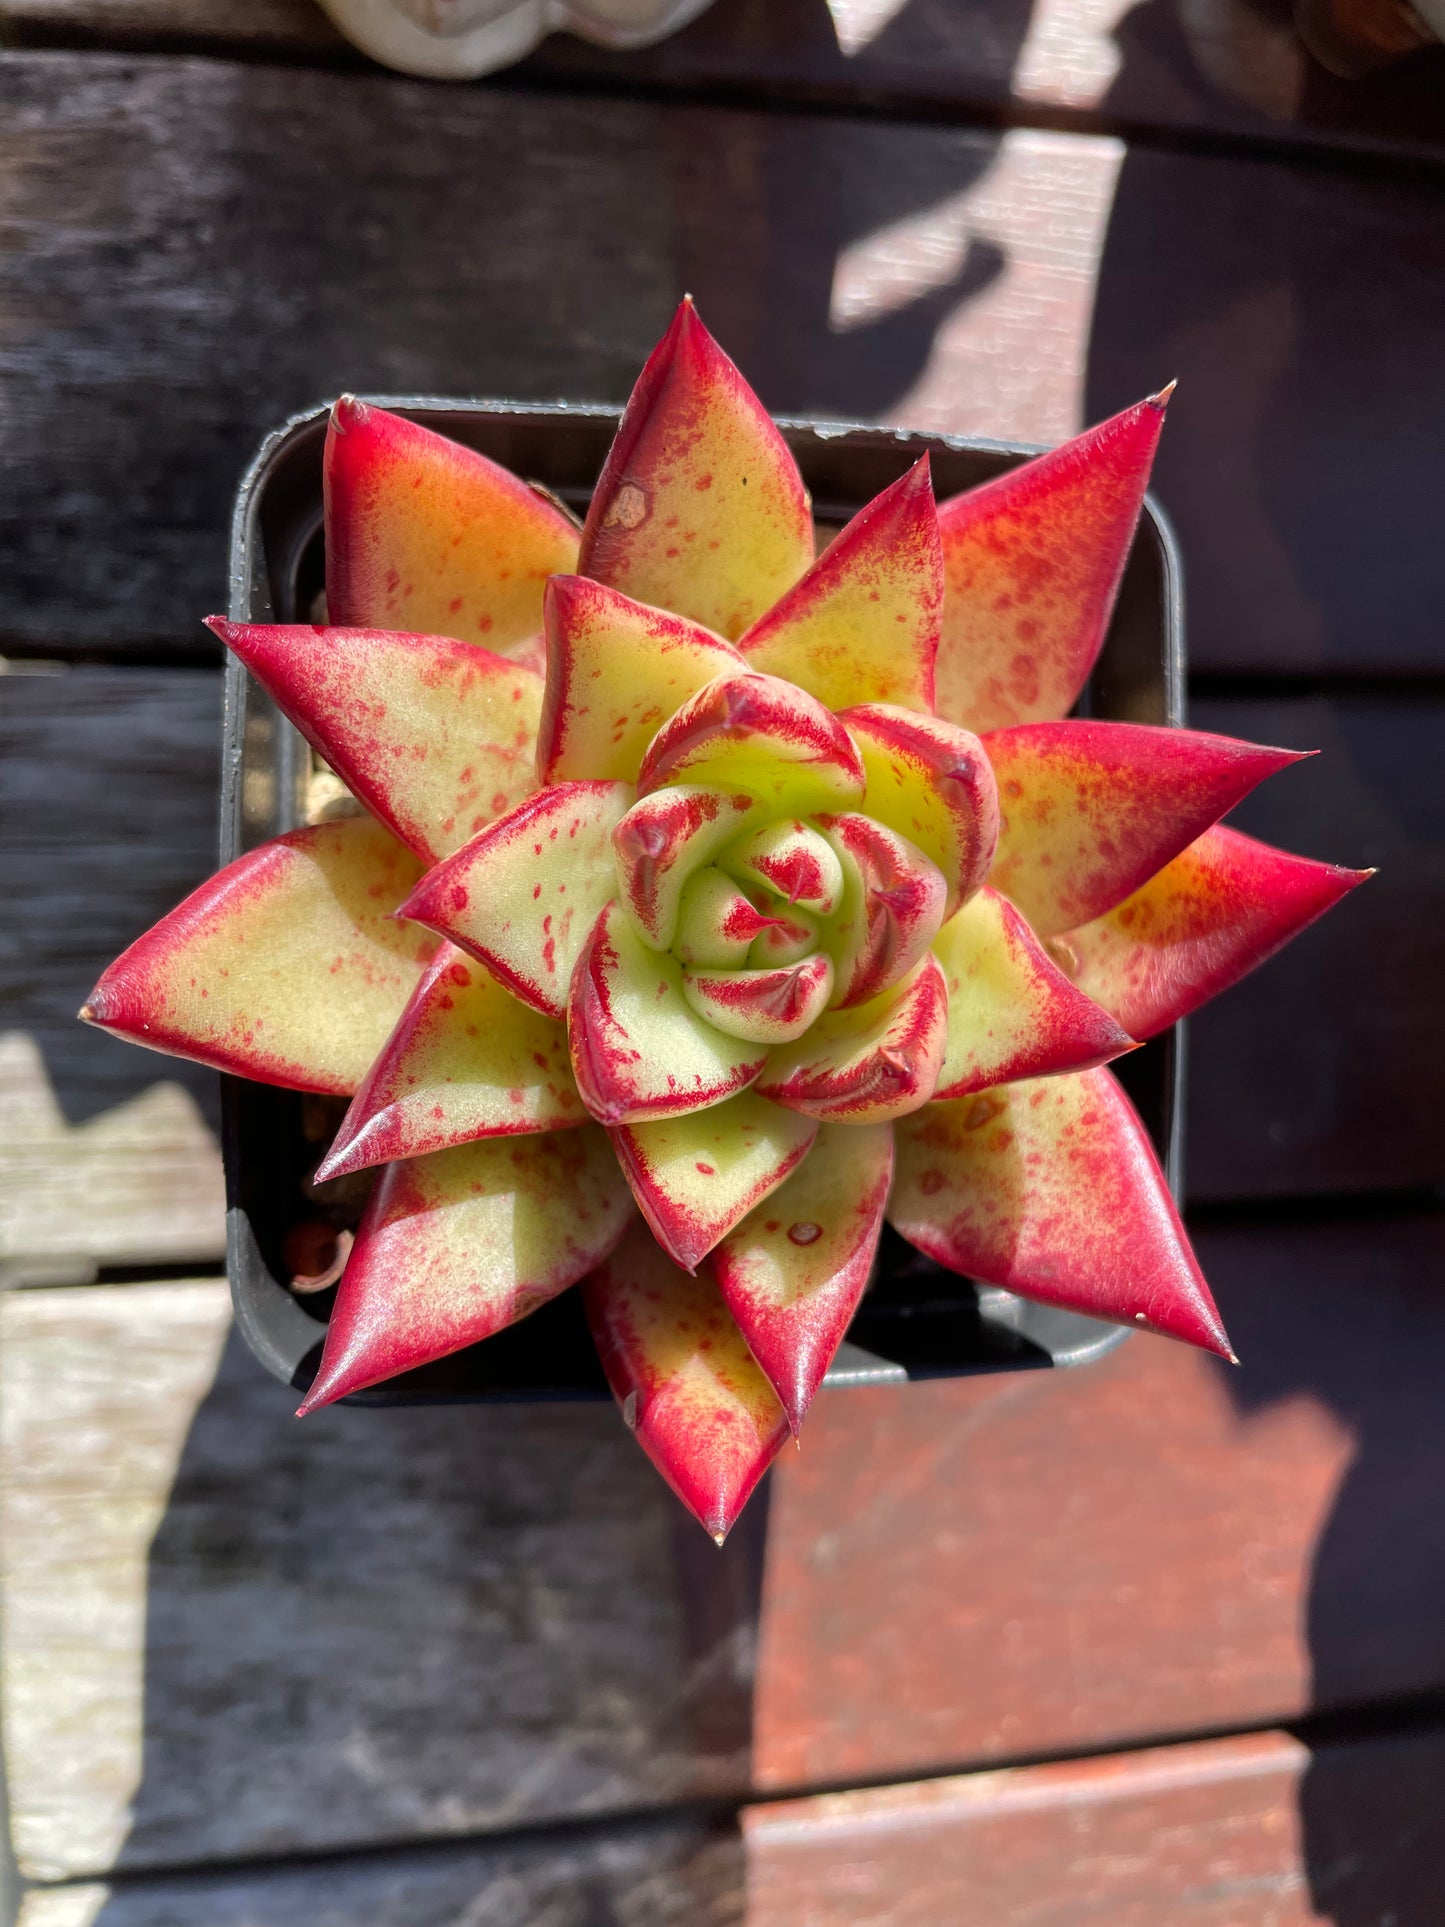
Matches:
[1149,379,1178,411]
[329,393,370,435]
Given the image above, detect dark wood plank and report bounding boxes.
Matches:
[0,1277,765,1879]
[752,1208,1445,1788]
[0,666,224,1282]
[3,51,1443,676]
[1186,693,1445,1203]
[743,1726,1445,1925]
[7,0,1444,164]
[16,1815,742,1926]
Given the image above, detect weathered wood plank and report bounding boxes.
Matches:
[3,51,1443,674]
[0,1280,765,1881]
[1187,692,1445,1202]
[743,1726,1445,1925]
[15,1817,742,1927]
[0,667,224,1282]
[753,1208,1445,1788]
[5,0,1443,164]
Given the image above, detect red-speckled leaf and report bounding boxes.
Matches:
[758,953,948,1124]
[583,1220,789,1540]
[578,299,814,641]
[399,781,630,1018]
[935,394,1168,732]
[81,818,433,1093]
[714,1120,893,1432]
[1056,824,1373,1040]
[316,943,583,1180]
[637,673,866,815]
[890,1068,1231,1355]
[932,888,1134,1099]
[613,786,764,950]
[737,460,940,712]
[725,819,843,914]
[819,812,948,1009]
[537,576,746,783]
[984,720,1308,937]
[682,954,835,1045]
[297,1125,633,1412]
[841,703,998,917]
[568,900,768,1125]
[211,620,541,863]
[609,1090,817,1270]
[324,398,578,657]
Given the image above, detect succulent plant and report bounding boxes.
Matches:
[83,301,1368,1540]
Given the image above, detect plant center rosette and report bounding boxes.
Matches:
[82,301,1370,1541]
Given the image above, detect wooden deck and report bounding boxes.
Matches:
[2,2,1443,1919]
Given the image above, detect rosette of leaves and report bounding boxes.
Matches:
[84,302,1368,1540]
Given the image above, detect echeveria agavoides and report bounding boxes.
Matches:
[83,299,1371,1541]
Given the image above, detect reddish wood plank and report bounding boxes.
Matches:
[743,1725,1445,1925]
[3,52,1443,678]
[752,1209,1445,1788]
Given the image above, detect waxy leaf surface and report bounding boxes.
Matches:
[759,953,948,1123]
[568,900,767,1124]
[583,1221,789,1541]
[842,703,998,917]
[935,394,1167,732]
[682,954,835,1045]
[737,460,940,712]
[637,673,866,815]
[400,781,631,1018]
[81,818,432,1094]
[298,1126,632,1411]
[674,868,782,967]
[890,1068,1231,1355]
[578,299,814,641]
[325,399,579,655]
[610,1090,817,1270]
[821,812,948,1008]
[211,620,541,863]
[316,943,583,1180]
[613,786,763,950]
[985,720,1306,937]
[537,576,746,783]
[1058,824,1372,1040]
[932,888,1134,1098]
[724,818,843,914]
[714,1121,893,1431]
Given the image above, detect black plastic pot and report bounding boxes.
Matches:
[220,401,1185,1404]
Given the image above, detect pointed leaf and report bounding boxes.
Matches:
[984,720,1308,937]
[819,812,948,1008]
[714,1121,893,1431]
[316,943,583,1180]
[841,703,999,916]
[890,1068,1231,1355]
[637,673,866,814]
[211,620,541,862]
[297,1126,632,1411]
[737,459,940,712]
[81,818,433,1093]
[578,299,814,641]
[932,887,1134,1099]
[399,781,631,1018]
[610,1090,817,1270]
[613,785,763,950]
[758,953,948,1124]
[1055,824,1373,1040]
[682,954,835,1045]
[537,575,747,783]
[935,394,1168,732]
[749,911,819,966]
[724,818,843,914]
[324,399,579,655]
[674,868,784,968]
[568,900,767,1124]
[583,1220,789,1540]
